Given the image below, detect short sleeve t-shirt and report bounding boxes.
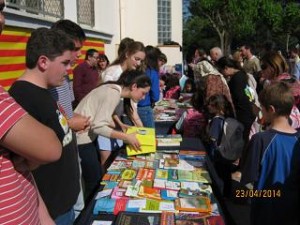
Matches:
[241,129,300,225]
[9,81,80,219]
[0,86,40,225]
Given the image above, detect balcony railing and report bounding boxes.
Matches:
[6,0,64,19]
[77,0,94,27]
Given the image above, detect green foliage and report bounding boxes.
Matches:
[183,0,300,55]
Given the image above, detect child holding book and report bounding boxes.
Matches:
[241,82,300,225]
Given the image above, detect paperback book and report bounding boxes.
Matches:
[126,127,156,156]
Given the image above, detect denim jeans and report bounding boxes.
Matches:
[138,106,155,128]
[54,208,75,225]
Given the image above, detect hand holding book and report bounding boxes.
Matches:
[125,132,141,152]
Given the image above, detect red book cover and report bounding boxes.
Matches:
[113,198,128,215]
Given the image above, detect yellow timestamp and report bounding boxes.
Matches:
[235,189,281,198]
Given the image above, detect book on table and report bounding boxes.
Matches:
[114,211,161,225]
[174,196,212,213]
[126,127,156,156]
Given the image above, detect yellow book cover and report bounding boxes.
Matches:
[126,127,156,156]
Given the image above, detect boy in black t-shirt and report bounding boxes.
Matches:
[9,28,80,224]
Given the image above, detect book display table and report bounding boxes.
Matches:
[154,99,190,135]
[75,138,226,225]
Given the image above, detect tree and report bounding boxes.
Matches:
[183,16,218,60]
[189,0,260,55]
[260,0,300,52]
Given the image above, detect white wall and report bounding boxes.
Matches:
[95,0,120,61]
[171,0,183,46]
[94,0,183,66]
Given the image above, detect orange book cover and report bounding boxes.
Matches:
[175,196,212,213]
[138,186,161,200]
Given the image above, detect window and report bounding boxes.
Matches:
[77,0,94,27]
[158,0,171,44]
[6,0,64,18]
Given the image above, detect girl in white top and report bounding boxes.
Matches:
[99,41,146,168]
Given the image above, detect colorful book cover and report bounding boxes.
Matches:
[113,198,128,215]
[136,168,155,181]
[125,185,140,198]
[93,198,116,215]
[153,179,166,189]
[177,170,193,181]
[155,169,169,180]
[165,180,181,190]
[141,180,154,188]
[142,199,161,212]
[145,160,159,169]
[138,186,161,200]
[126,127,156,156]
[107,160,132,171]
[102,173,120,182]
[161,190,178,201]
[111,187,128,199]
[192,170,212,183]
[120,169,137,180]
[131,160,146,168]
[114,212,161,225]
[118,180,132,189]
[174,197,211,213]
[157,139,181,147]
[164,158,180,167]
[179,182,213,199]
[167,169,178,181]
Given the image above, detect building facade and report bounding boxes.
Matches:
[1,0,183,89]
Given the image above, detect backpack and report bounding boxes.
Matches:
[183,108,207,138]
[217,117,245,161]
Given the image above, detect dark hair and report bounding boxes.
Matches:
[85,48,98,60]
[51,19,86,43]
[98,54,110,64]
[158,52,167,64]
[191,87,205,112]
[183,78,195,93]
[259,82,294,116]
[207,94,235,118]
[118,37,135,56]
[111,41,145,66]
[145,45,161,71]
[165,73,180,89]
[239,42,255,53]
[216,56,243,71]
[26,28,75,69]
[103,70,151,123]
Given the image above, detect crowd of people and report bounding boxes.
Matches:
[0,1,300,224]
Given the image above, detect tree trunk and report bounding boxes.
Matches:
[286,33,290,53]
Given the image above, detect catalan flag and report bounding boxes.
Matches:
[0,26,105,90]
